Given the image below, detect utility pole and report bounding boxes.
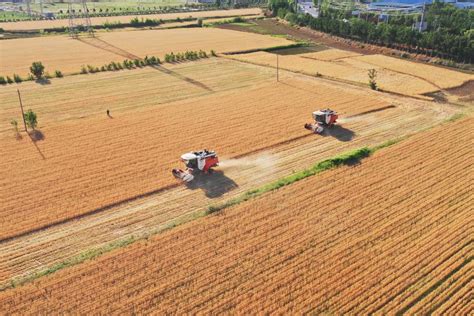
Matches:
[17,89,27,132]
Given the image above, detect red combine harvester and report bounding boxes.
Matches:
[304,109,338,134]
[172,149,219,183]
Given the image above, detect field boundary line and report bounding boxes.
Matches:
[2,114,467,291]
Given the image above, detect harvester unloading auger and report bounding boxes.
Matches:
[172,149,219,183]
[304,109,338,134]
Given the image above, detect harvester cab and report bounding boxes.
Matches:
[172,149,219,183]
[305,109,338,134]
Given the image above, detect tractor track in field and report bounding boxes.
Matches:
[0,86,457,290]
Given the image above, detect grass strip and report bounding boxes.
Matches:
[445,112,466,123]
[0,137,407,291]
[2,211,206,291]
[6,236,136,290]
[207,146,373,214]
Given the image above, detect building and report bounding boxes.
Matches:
[368,0,473,11]
[296,0,319,17]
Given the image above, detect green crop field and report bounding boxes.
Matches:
[0,0,187,21]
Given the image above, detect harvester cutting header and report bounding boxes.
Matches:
[172,149,219,183]
[304,109,338,134]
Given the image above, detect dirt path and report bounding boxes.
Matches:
[0,74,457,289]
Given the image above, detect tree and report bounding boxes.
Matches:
[268,0,290,15]
[13,74,22,83]
[24,109,37,130]
[30,61,45,80]
[368,69,377,90]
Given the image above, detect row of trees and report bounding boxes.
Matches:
[0,62,61,85]
[271,0,473,63]
[40,15,198,33]
[3,4,214,22]
[56,4,214,18]
[2,48,217,85]
[164,50,212,62]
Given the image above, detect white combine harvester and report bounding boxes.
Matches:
[172,149,219,183]
[304,109,339,134]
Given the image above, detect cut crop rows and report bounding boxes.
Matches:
[0,71,387,241]
[0,117,471,314]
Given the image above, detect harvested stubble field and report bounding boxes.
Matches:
[227,50,473,98]
[0,59,389,241]
[1,117,471,314]
[0,8,262,31]
[0,27,292,77]
[353,54,474,90]
[0,68,456,289]
[0,59,274,132]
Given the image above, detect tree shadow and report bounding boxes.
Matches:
[185,170,238,198]
[424,91,448,103]
[28,129,46,159]
[35,78,51,85]
[323,125,355,142]
[28,129,45,142]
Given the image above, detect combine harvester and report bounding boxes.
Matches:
[304,109,339,134]
[172,150,219,183]
[173,110,339,182]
